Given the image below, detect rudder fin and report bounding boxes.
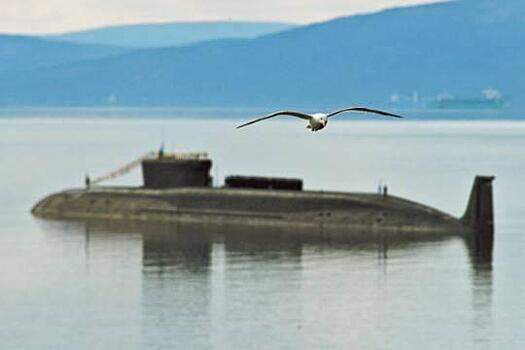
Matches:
[461,176,495,259]
[461,175,495,231]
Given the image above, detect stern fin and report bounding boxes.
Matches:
[461,176,495,255]
[461,176,495,231]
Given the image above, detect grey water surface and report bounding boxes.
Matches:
[0,112,524,349]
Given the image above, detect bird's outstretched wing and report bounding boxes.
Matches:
[236,111,312,129]
[326,107,405,119]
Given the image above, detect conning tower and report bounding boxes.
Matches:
[142,152,212,189]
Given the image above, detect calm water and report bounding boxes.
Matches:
[1,112,524,349]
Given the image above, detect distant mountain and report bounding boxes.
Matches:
[0,35,126,73]
[47,21,297,48]
[1,0,524,110]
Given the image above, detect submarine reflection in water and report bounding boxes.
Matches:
[80,219,494,274]
[72,219,495,348]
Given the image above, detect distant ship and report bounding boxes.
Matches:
[388,88,507,111]
[426,88,506,111]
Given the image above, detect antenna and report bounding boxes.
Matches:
[158,141,165,158]
[160,127,165,157]
[377,179,383,195]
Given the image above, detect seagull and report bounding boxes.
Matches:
[236,107,404,132]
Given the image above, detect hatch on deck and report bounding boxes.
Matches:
[225,176,303,191]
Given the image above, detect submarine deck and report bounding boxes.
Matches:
[32,186,470,234]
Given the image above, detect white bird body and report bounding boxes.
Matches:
[236,107,404,132]
[307,113,328,131]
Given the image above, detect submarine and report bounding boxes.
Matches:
[32,151,495,243]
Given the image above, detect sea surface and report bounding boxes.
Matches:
[1,109,524,349]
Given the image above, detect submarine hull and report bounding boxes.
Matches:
[32,187,472,234]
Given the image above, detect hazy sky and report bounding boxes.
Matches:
[1,0,443,34]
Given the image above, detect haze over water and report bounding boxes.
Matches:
[1,110,524,349]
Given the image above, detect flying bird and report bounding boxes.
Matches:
[236,107,404,132]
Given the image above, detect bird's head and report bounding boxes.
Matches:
[312,113,328,126]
